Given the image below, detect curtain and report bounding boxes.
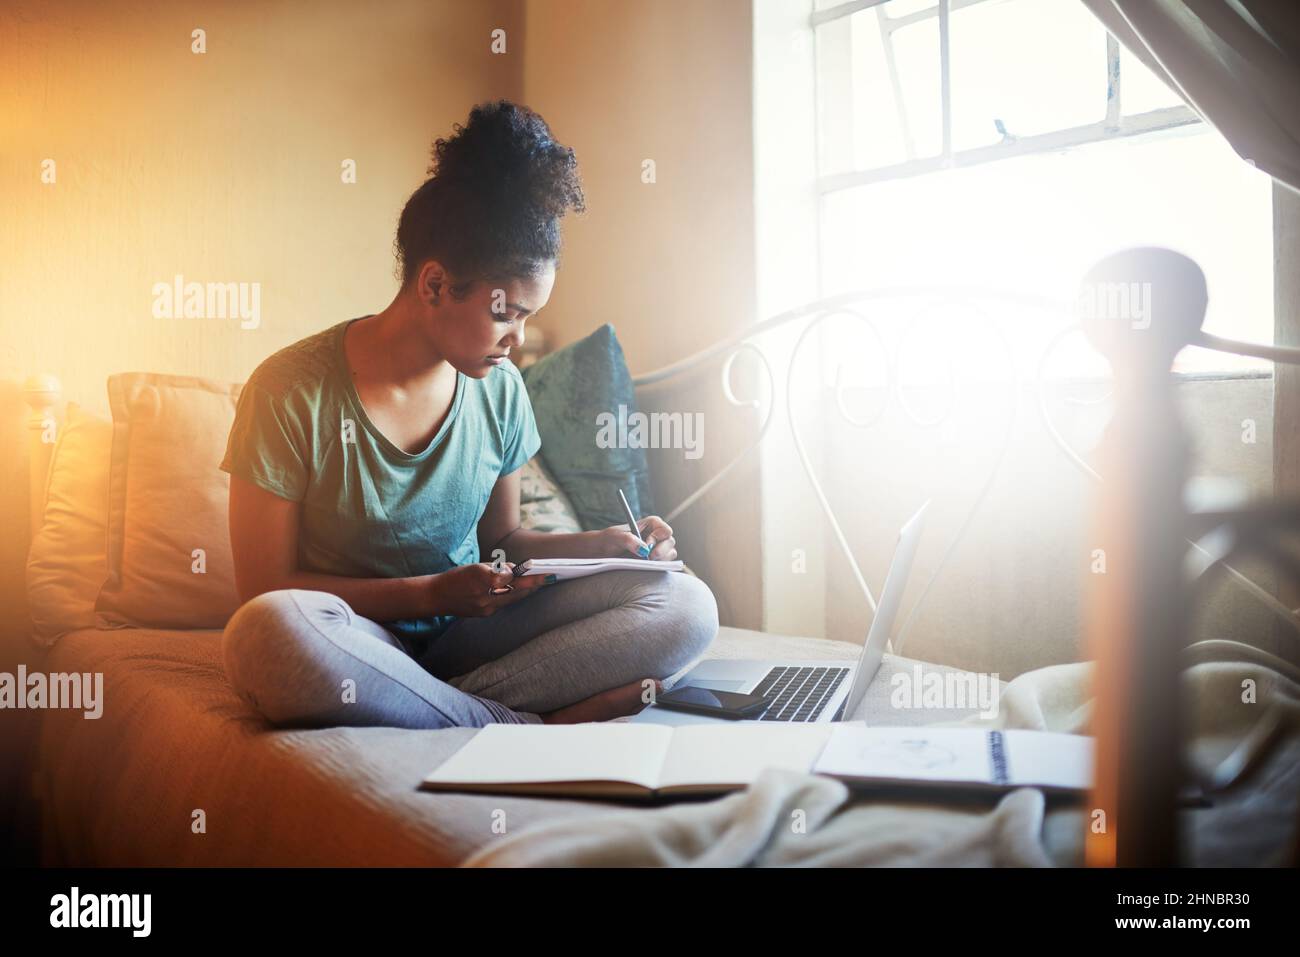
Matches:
[1081,0,1300,194]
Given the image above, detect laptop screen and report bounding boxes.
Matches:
[838,501,929,720]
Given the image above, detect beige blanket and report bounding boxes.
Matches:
[464,646,1300,867]
[463,769,1056,867]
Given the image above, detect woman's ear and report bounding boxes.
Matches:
[417,260,447,306]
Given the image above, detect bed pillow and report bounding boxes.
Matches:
[25,404,113,645]
[94,373,243,630]
[520,323,656,531]
[518,455,583,534]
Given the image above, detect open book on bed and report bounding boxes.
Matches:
[419,723,1093,801]
[511,557,684,581]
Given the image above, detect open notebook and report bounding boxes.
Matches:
[812,725,1093,795]
[419,723,1093,801]
[512,557,684,582]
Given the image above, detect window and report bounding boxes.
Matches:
[811,0,1275,375]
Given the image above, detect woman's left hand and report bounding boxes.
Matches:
[595,515,678,561]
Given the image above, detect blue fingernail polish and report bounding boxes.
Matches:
[544,574,558,584]
[638,544,651,558]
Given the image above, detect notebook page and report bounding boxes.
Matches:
[515,558,685,580]
[812,726,996,784]
[656,724,835,790]
[1004,730,1094,790]
[422,724,674,790]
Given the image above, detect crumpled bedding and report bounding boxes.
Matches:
[464,770,1058,867]
[463,649,1300,867]
[36,625,1299,866]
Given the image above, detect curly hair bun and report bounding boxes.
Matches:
[431,100,585,220]
[395,100,585,285]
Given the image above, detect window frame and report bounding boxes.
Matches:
[812,0,1202,194]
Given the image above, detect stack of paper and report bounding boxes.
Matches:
[512,557,684,582]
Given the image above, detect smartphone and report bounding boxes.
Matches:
[653,685,770,720]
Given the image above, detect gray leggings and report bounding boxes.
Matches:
[221,569,719,729]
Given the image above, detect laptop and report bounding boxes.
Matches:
[630,501,929,726]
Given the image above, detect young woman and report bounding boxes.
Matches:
[219,101,719,729]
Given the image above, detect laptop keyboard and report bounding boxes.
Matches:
[751,665,850,722]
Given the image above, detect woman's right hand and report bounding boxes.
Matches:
[427,562,551,617]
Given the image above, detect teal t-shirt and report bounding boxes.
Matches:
[219,317,542,645]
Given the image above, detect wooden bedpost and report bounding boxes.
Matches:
[1079,248,1205,867]
[22,374,63,543]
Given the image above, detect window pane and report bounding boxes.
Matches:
[950,0,1108,150]
[880,15,942,160]
[819,128,1273,375]
[882,0,939,17]
[815,3,942,175]
[1120,47,1186,114]
[814,0,938,13]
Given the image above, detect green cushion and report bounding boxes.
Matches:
[520,324,656,530]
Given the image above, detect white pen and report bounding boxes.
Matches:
[617,487,652,558]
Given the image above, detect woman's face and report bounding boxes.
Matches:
[426,264,556,378]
